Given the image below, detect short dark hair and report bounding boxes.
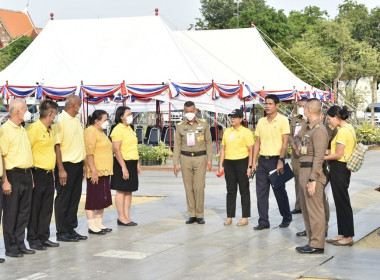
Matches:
[39,100,59,118]
[184,101,195,108]
[87,110,108,126]
[114,106,131,124]
[265,94,280,104]
[327,105,350,120]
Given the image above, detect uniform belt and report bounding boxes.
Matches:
[300,162,313,168]
[9,167,31,173]
[181,150,207,157]
[262,155,279,160]
[33,167,54,174]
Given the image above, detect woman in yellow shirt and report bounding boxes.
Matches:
[84,110,113,235]
[324,106,355,246]
[218,109,254,226]
[110,106,140,226]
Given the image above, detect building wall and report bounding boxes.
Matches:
[0,20,12,46]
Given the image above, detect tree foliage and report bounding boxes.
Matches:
[0,36,34,71]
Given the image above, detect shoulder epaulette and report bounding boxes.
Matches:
[198,119,206,122]
[178,121,184,125]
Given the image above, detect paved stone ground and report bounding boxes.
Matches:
[0,151,380,279]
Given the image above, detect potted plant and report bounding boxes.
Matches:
[154,142,173,166]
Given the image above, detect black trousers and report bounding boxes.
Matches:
[54,162,83,236]
[256,157,292,227]
[224,157,250,218]
[3,170,33,253]
[27,169,55,245]
[330,160,354,237]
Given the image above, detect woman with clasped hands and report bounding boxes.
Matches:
[110,106,141,226]
[218,109,254,226]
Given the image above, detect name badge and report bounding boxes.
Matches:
[187,132,195,146]
[301,146,307,155]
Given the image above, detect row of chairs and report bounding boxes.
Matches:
[135,125,175,146]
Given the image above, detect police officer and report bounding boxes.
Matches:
[296,98,328,254]
[173,101,212,224]
[289,98,307,214]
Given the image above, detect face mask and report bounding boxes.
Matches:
[298,107,304,116]
[126,115,133,124]
[54,114,59,124]
[101,120,110,129]
[23,110,32,122]
[184,112,195,121]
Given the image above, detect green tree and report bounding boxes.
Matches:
[0,36,34,71]
[195,0,236,30]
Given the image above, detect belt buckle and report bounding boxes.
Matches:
[264,156,270,159]
[191,152,195,157]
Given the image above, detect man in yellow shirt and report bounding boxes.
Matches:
[54,95,86,242]
[27,100,60,250]
[252,94,292,230]
[0,99,35,258]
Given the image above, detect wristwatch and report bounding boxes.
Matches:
[248,166,252,169]
[308,179,315,182]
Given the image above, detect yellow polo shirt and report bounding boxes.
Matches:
[84,126,113,178]
[27,119,56,170]
[0,146,3,177]
[110,123,139,160]
[54,110,86,163]
[0,120,34,169]
[331,124,356,163]
[255,113,290,156]
[222,125,254,160]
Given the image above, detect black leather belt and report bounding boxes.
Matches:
[300,162,313,168]
[262,155,279,159]
[9,168,31,173]
[181,150,207,157]
[33,167,54,174]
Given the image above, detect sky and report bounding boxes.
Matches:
[0,0,379,30]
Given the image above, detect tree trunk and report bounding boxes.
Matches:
[352,77,359,123]
[333,48,345,101]
[371,74,378,127]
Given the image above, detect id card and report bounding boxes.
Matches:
[187,132,195,146]
[301,146,307,155]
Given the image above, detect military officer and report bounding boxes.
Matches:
[289,98,308,214]
[296,98,328,254]
[173,101,212,224]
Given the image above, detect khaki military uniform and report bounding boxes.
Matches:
[298,119,328,248]
[289,115,307,210]
[173,118,212,218]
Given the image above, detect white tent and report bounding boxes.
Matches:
[0,16,314,113]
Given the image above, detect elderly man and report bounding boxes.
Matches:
[54,95,87,242]
[27,100,60,250]
[0,99,34,258]
[173,101,212,224]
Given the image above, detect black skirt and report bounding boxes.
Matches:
[111,158,139,192]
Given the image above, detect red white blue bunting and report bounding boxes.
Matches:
[42,86,77,100]
[6,85,36,99]
[126,84,168,98]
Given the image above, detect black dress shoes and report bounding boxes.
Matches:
[5,251,23,258]
[57,233,79,242]
[291,208,302,214]
[42,240,60,247]
[186,217,197,224]
[296,244,324,254]
[88,228,106,235]
[253,224,270,230]
[117,219,138,226]
[279,221,292,228]
[19,248,35,255]
[30,243,47,250]
[70,231,88,240]
[296,230,307,237]
[0,258,4,263]
[102,227,112,232]
[196,218,205,224]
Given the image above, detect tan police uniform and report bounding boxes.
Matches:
[298,119,328,248]
[289,115,307,211]
[173,118,212,218]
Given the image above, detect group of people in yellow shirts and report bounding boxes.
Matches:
[0,96,140,263]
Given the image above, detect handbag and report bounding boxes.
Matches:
[343,126,368,172]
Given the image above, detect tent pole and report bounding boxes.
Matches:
[5,80,9,112]
[81,81,86,125]
[169,102,172,150]
[156,100,160,128]
[252,104,256,129]
[214,112,219,154]
[243,99,247,128]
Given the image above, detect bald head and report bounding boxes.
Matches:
[65,94,81,108]
[9,99,27,117]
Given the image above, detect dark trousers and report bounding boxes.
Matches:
[224,157,250,218]
[0,178,2,225]
[27,169,55,245]
[330,160,354,237]
[55,162,83,236]
[256,157,292,227]
[3,170,33,253]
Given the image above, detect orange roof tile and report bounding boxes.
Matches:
[0,9,37,38]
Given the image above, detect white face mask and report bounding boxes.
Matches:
[54,114,59,124]
[126,115,133,124]
[23,110,32,122]
[298,107,304,116]
[184,112,195,121]
[101,120,110,129]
